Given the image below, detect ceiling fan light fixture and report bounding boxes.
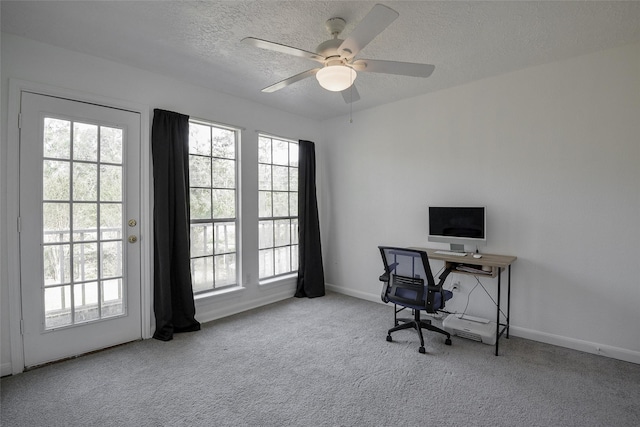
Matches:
[316,64,357,92]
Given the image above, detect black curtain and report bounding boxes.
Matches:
[295,140,325,298]
[151,109,201,341]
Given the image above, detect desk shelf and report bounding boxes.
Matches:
[446,261,499,278]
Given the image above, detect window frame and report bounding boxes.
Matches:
[188,119,240,294]
[257,134,299,281]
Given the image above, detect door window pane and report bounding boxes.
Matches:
[100,165,122,202]
[73,163,98,201]
[43,160,70,200]
[43,202,70,243]
[73,122,98,162]
[100,126,122,164]
[43,118,70,159]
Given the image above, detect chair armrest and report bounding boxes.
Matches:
[379,271,390,303]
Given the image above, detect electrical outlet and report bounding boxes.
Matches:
[452,281,460,292]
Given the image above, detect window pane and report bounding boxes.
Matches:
[290,167,298,191]
[214,254,236,287]
[274,219,290,247]
[73,203,98,241]
[275,247,291,276]
[291,245,299,271]
[190,223,213,257]
[291,219,299,245]
[272,166,289,191]
[259,191,272,218]
[73,122,98,162]
[259,249,274,279]
[192,257,213,293]
[211,158,235,189]
[189,123,211,156]
[212,128,235,159]
[289,142,299,167]
[272,139,288,165]
[272,192,289,217]
[258,137,271,163]
[100,126,123,164]
[100,165,122,202]
[44,118,70,159]
[259,220,274,249]
[214,222,236,254]
[190,188,212,219]
[189,155,211,187]
[289,192,298,217]
[43,202,70,243]
[258,164,271,190]
[43,160,70,200]
[212,189,235,219]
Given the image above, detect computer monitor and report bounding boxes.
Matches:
[428,206,486,252]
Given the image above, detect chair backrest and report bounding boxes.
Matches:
[379,246,438,311]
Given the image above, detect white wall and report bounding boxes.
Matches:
[0,33,322,374]
[320,42,640,363]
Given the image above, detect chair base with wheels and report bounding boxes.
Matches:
[386,308,452,354]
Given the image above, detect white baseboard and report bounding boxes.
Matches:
[195,285,295,325]
[326,282,640,365]
[510,326,640,365]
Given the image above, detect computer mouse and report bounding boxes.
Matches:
[473,254,482,259]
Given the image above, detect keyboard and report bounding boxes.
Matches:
[434,250,467,257]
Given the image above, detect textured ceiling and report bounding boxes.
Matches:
[2,1,640,120]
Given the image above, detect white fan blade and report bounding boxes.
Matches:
[341,84,361,104]
[242,37,325,63]
[338,4,399,61]
[262,68,321,93]
[352,59,435,78]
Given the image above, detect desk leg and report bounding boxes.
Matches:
[507,265,511,339]
[495,271,501,356]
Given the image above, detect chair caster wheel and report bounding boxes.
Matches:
[419,347,426,354]
[386,335,392,342]
[445,338,452,345]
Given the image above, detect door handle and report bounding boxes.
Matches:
[128,235,138,244]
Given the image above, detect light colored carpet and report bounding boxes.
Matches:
[2,292,639,426]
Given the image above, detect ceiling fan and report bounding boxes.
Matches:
[242,3,435,104]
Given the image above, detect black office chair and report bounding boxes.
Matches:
[379,246,453,353]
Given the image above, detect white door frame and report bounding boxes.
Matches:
[6,79,153,375]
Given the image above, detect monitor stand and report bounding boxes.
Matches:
[450,243,465,253]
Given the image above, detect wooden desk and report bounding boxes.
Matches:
[411,247,517,356]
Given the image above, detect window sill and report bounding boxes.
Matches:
[259,272,297,287]
[194,285,245,302]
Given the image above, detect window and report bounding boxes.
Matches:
[188,121,238,293]
[258,135,298,279]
